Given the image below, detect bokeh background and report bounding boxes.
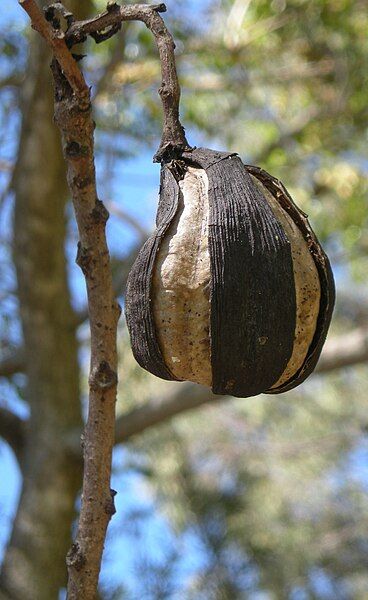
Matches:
[0,0,368,598]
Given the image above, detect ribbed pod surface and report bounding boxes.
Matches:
[125,149,335,397]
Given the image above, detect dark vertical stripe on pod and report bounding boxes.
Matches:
[245,165,335,393]
[205,154,296,397]
[125,167,180,381]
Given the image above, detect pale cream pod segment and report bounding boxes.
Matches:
[152,167,212,386]
[250,177,321,388]
[152,167,321,390]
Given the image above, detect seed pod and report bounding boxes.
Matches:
[125,148,335,398]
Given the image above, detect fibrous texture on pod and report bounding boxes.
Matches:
[125,148,335,398]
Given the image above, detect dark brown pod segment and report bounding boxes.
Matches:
[245,164,335,394]
[125,148,335,398]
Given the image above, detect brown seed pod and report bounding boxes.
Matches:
[125,148,335,398]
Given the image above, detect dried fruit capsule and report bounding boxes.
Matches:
[125,148,335,398]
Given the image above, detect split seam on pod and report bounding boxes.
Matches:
[125,148,335,398]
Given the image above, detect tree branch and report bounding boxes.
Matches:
[0,74,23,90]
[115,382,220,443]
[19,0,88,99]
[0,406,26,464]
[64,1,190,161]
[316,327,368,374]
[114,327,368,444]
[2,314,368,387]
[0,349,26,378]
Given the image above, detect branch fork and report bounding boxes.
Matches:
[21,0,190,160]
